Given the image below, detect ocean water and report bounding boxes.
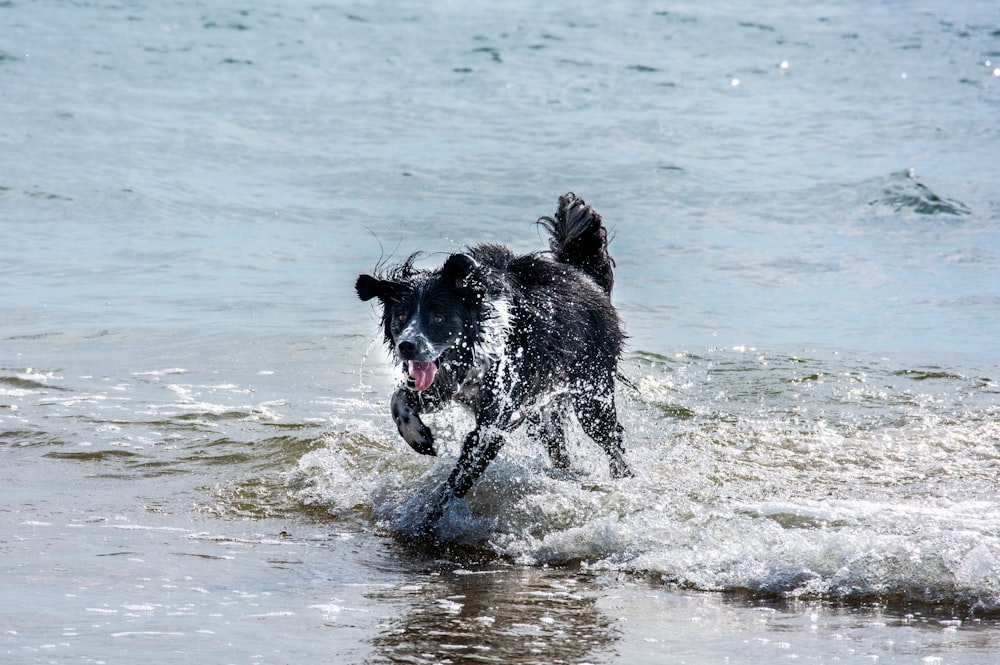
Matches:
[3,0,1000,663]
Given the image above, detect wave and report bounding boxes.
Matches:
[868,169,972,216]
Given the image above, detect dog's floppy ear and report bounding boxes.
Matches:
[441,253,480,290]
[356,274,402,303]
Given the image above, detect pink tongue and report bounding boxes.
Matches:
[408,361,437,392]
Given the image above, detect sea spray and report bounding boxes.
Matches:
[290,349,1000,610]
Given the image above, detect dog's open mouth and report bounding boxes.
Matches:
[405,360,438,392]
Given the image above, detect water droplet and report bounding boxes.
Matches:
[730,78,740,87]
[779,60,789,69]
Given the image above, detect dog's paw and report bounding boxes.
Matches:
[392,485,455,541]
[609,456,634,479]
[400,418,435,456]
[422,484,453,529]
[390,391,436,456]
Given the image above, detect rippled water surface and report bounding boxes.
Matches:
[3,0,1000,663]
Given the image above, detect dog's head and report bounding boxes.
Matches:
[356,253,483,391]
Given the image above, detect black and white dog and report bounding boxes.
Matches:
[356,193,632,527]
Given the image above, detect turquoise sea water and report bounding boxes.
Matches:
[3,1,1000,662]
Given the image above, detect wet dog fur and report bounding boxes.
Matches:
[356,193,632,528]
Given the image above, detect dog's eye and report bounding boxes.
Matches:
[431,315,444,324]
[395,312,407,322]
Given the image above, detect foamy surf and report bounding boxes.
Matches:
[289,349,1000,612]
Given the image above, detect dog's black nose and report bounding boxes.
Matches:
[397,340,417,358]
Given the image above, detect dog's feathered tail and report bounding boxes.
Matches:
[538,192,615,295]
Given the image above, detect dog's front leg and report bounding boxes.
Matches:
[389,385,436,456]
[420,423,506,530]
[421,372,519,531]
[443,370,520,501]
[446,424,507,499]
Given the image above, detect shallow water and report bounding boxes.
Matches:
[3,0,1000,663]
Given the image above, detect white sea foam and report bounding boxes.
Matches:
[289,352,1000,610]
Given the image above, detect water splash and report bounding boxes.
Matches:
[289,349,1000,612]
